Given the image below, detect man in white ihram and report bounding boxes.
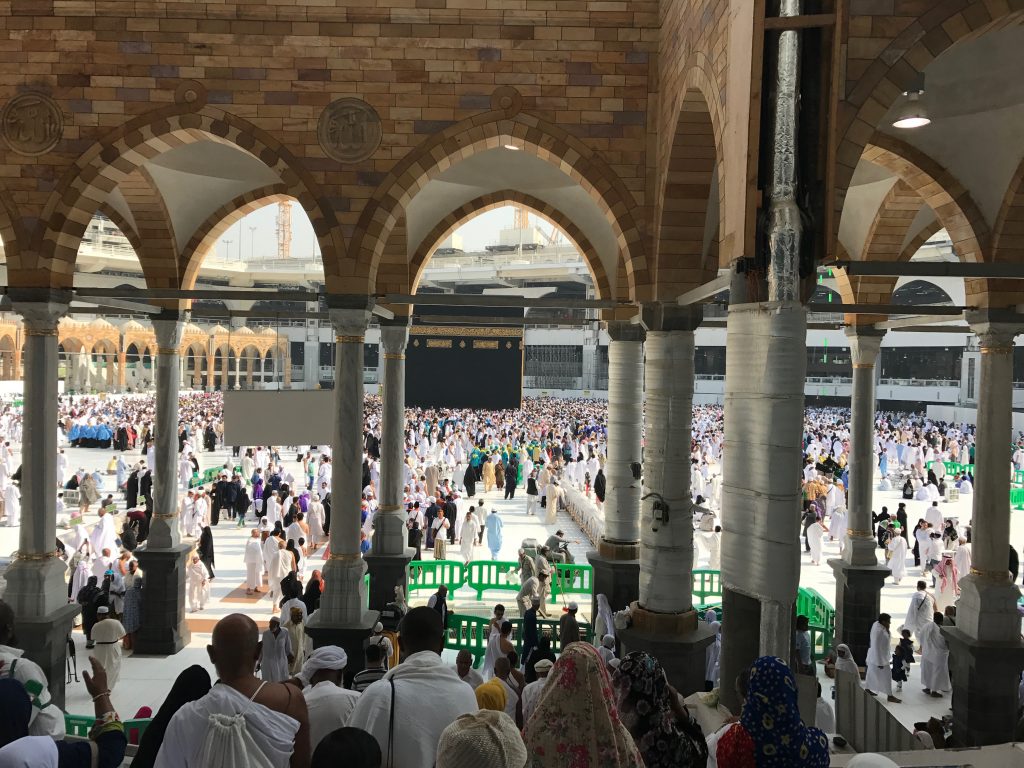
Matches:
[865,613,901,703]
[155,613,309,768]
[347,607,476,768]
[291,646,359,754]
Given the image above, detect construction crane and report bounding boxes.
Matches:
[276,201,292,260]
[513,204,563,246]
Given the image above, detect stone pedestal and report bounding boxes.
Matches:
[14,602,78,710]
[364,550,414,613]
[133,544,191,655]
[589,543,639,616]
[943,626,1024,746]
[618,604,714,696]
[828,560,889,666]
[306,610,377,689]
[718,587,761,713]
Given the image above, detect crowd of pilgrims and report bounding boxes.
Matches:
[3,391,1020,766]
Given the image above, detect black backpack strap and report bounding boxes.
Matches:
[387,678,396,767]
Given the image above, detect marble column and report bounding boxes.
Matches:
[618,304,713,695]
[3,291,78,708]
[365,318,414,612]
[134,312,191,655]
[829,327,889,666]
[307,300,376,680]
[944,312,1024,745]
[588,320,644,614]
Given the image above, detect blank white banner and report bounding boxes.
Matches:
[223,390,335,446]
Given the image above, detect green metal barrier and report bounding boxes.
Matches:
[550,563,593,602]
[445,612,594,668]
[809,624,834,662]
[1012,488,1024,511]
[1015,469,1024,487]
[692,569,722,604]
[65,714,151,742]
[796,587,834,630]
[466,561,520,600]
[407,560,466,593]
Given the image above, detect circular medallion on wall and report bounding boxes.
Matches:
[1,93,63,156]
[318,98,382,163]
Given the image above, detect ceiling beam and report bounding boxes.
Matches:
[383,293,622,309]
[675,273,731,306]
[873,314,965,331]
[828,261,1024,278]
[807,302,966,316]
[73,287,321,302]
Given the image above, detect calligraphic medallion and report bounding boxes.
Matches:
[2,93,63,156]
[317,98,382,163]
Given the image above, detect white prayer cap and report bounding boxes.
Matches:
[373,622,384,633]
[97,606,109,615]
[533,658,554,674]
[436,710,526,768]
[568,602,578,611]
[301,645,348,679]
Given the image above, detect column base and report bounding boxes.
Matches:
[364,549,413,622]
[133,544,191,655]
[953,573,1022,642]
[588,545,639,617]
[13,602,79,711]
[943,626,1024,746]
[618,605,715,696]
[306,609,377,688]
[828,558,889,666]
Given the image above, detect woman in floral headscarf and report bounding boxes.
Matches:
[716,656,830,767]
[612,651,708,767]
[523,642,642,768]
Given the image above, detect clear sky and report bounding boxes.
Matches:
[210,203,559,260]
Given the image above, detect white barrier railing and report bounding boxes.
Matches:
[835,669,926,754]
[562,485,604,546]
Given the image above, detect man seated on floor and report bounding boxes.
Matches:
[154,613,310,768]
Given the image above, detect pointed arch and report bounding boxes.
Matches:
[655,76,723,299]
[28,104,344,290]
[407,190,611,299]
[859,180,926,262]
[179,183,292,289]
[351,110,649,301]
[832,3,1024,250]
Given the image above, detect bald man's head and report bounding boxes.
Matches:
[208,614,260,678]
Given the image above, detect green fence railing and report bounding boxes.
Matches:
[550,563,594,601]
[445,612,594,667]
[65,714,151,743]
[692,569,722,605]
[407,560,467,593]
[1012,488,1024,511]
[466,561,520,600]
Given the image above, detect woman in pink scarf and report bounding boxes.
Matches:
[934,552,959,613]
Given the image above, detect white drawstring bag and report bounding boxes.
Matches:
[200,713,276,768]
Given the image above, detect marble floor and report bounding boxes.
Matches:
[0,440,1016,736]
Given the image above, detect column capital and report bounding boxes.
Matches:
[639,302,702,333]
[965,310,1022,352]
[326,293,375,339]
[379,321,410,355]
[844,325,885,366]
[11,290,70,334]
[605,319,646,342]
[152,313,185,351]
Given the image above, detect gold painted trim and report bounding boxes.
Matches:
[157,347,178,356]
[969,566,1011,580]
[336,335,365,344]
[846,529,873,537]
[23,328,57,337]
[329,552,363,561]
[980,346,1013,355]
[383,353,406,360]
[14,549,59,561]
[378,504,402,512]
[851,363,874,369]
[410,325,523,339]
[153,512,178,520]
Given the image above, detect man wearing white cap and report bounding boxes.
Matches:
[90,606,126,690]
[295,645,359,753]
[364,622,394,670]
[520,658,553,724]
[435,710,527,768]
[559,602,581,648]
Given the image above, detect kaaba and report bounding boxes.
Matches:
[405,305,524,409]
